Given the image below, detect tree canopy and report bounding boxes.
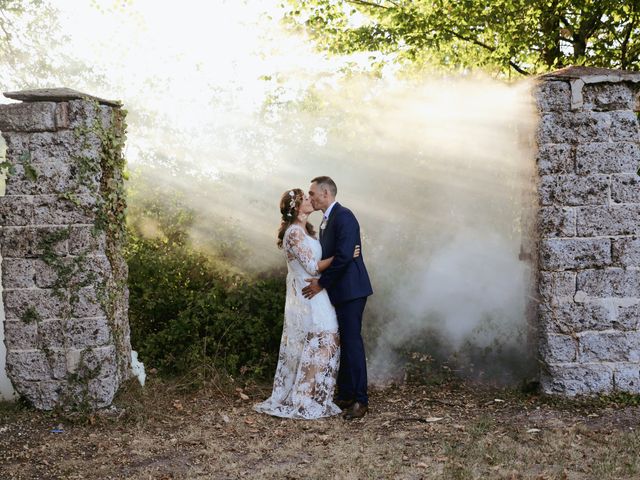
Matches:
[0,0,98,89]
[284,0,640,76]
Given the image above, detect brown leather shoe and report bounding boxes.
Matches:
[343,401,368,420]
[335,399,355,410]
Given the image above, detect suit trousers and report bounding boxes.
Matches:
[335,296,368,405]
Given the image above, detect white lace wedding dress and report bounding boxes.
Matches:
[254,224,341,419]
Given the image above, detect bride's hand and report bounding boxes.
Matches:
[353,245,361,258]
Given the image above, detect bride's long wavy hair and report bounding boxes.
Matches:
[277,188,316,248]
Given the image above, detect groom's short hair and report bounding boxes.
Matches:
[311,176,337,197]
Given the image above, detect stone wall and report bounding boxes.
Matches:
[535,67,640,396]
[0,88,132,409]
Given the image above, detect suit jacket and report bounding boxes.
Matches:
[318,202,373,305]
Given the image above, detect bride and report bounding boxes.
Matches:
[254,188,358,419]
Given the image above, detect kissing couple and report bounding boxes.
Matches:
[254,176,373,420]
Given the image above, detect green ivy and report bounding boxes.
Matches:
[19,306,41,324]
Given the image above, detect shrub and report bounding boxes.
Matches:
[125,230,286,379]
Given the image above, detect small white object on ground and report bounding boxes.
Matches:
[131,350,146,387]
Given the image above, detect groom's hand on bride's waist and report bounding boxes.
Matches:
[302,278,323,299]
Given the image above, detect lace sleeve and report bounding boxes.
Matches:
[284,226,319,276]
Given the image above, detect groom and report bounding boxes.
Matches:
[302,176,373,420]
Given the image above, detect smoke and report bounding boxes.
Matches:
[264,77,539,384]
[123,73,539,384]
[0,1,539,385]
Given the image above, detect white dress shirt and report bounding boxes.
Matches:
[323,201,337,222]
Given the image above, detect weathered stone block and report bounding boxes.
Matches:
[0,102,59,132]
[539,271,577,303]
[72,287,107,318]
[582,83,637,111]
[577,205,640,236]
[72,317,111,348]
[539,174,609,206]
[34,255,111,289]
[538,206,576,237]
[539,333,577,362]
[6,349,66,381]
[613,237,640,267]
[99,105,114,130]
[0,226,68,259]
[3,320,38,349]
[83,255,113,281]
[535,81,571,112]
[33,194,96,224]
[55,102,69,129]
[37,319,65,348]
[540,300,637,333]
[577,268,640,298]
[0,196,34,225]
[10,379,63,410]
[3,130,101,164]
[614,364,640,392]
[69,100,100,128]
[540,238,611,271]
[0,227,38,258]
[578,331,640,362]
[575,142,640,175]
[538,112,612,144]
[536,143,574,175]
[2,131,29,157]
[87,376,118,408]
[68,100,105,129]
[611,174,640,204]
[4,162,100,196]
[2,258,35,288]
[68,226,106,255]
[83,345,117,378]
[541,363,613,396]
[38,317,111,349]
[3,288,67,321]
[610,111,640,142]
[618,302,640,330]
[33,258,63,288]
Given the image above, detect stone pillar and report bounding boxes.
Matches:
[534,67,640,396]
[0,88,132,409]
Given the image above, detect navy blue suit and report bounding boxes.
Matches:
[319,203,373,405]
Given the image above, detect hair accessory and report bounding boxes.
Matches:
[288,190,296,213]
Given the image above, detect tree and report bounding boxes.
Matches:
[0,0,102,89]
[284,0,640,76]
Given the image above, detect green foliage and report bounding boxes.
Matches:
[126,227,286,379]
[124,172,286,379]
[0,1,104,90]
[20,306,40,324]
[285,0,640,76]
[0,160,16,176]
[19,151,39,181]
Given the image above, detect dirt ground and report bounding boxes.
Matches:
[1,375,640,480]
